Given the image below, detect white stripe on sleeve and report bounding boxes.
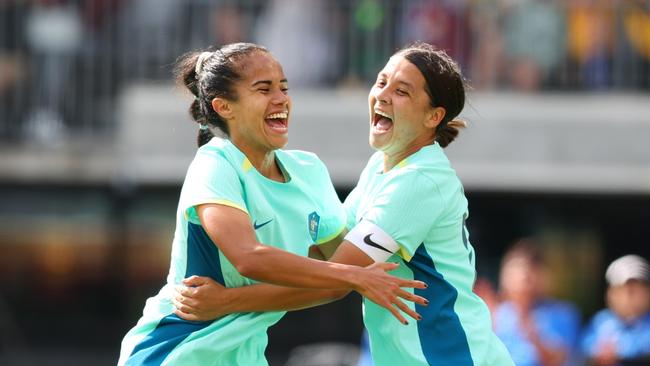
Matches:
[344,220,399,263]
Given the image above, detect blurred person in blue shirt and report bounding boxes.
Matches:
[581,254,650,366]
[494,239,581,366]
[356,329,373,366]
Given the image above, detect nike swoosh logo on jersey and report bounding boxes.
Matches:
[253,219,273,230]
[363,234,392,253]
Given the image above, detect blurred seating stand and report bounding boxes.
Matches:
[0,0,649,193]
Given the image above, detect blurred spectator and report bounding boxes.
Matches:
[581,255,650,366]
[616,0,650,88]
[468,0,505,89]
[566,0,614,89]
[117,0,183,78]
[335,0,398,85]
[501,0,566,91]
[0,1,29,141]
[24,0,83,144]
[473,276,499,316]
[494,239,581,366]
[183,1,261,52]
[356,329,373,366]
[254,0,339,87]
[209,5,248,46]
[398,0,471,70]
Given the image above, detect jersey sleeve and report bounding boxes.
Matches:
[342,152,379,230]
[345,170,444,262]
[343,185,363,230]
[182,150,248,224]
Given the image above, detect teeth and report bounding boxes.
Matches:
[267,112,288,119]
[375,110,392,120]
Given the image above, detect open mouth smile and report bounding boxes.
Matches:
[372,109,393,134]
[265,111,289,133]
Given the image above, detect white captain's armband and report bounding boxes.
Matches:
[344,220,399,262]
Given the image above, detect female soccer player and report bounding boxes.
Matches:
[175,42,515,365]
[117,43,426,366]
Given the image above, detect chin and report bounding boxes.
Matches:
[368,136,379,150]
[369,135,389,152]
[271,138,288,150]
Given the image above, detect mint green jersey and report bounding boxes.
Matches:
[118,138,346,366]
[344,144,513,366]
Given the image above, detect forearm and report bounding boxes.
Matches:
[222,283,349,313]
[236,244,362,290]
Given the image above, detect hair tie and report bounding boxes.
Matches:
[199,123,209,131]
[195,51,212,75]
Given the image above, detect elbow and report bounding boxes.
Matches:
[234,257,258,279]
[232,245,265,279]
[328,289,349,301]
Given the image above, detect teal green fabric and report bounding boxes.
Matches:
[118,137,346,366]
[345,143,513,366]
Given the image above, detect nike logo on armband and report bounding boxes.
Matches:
[363,234,392,253]
[253,219,273,230]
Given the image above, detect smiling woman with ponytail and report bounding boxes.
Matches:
[117,43,425,366]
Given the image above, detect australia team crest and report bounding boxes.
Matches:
[308,211,320,242]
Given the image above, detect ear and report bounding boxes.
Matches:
[424,106,446,129]
[211,97,233,120]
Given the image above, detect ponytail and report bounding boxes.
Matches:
[197,125,215,147]
[436,119,467,148]
[174,51,214,147]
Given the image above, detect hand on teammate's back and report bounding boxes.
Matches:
[355,262,428,325]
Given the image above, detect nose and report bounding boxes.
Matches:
[272,89,289,106]
[375,86,391,105]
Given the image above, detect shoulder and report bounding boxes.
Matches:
[186,138,240,178]
[280,149,321,165]
[409,145,460,185]
[588,308,618,328]
[388,165,444,199]
[354,151,383,185]
[279,149,331,176]
[191,138,230,164]
[194,137,233,159]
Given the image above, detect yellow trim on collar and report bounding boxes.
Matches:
[242,158,253,173]
[396,158,409,169]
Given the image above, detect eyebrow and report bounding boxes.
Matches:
[396,80,414,90]
[251,79,288,87]
[376,73,414,90]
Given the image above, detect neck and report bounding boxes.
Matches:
[259,151,279,176]
[382,137,435,172]
[233,141,285,182]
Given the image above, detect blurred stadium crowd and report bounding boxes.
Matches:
[1,0,650,143]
